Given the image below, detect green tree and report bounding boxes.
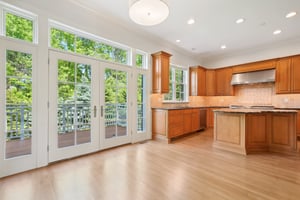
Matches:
[6,13,33,42]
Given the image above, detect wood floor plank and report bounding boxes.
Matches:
[0,129,300,200]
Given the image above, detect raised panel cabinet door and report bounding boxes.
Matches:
[291,55,300,93]
[206,108,214,128]
[151,51,172,93]
[189,67,198,96]
[152,109,167,136]
[215,68,233,96]
[275,57,291,94]
[245,114,268,152]
[183,109,193,133]
[191,109,201,131]
[168,110,183,138]
[189,67,206,96]
[270,113,296,151]
[206,70,216,96]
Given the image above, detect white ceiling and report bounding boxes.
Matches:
[69,0,300,60]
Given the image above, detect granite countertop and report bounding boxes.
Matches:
[213,108,298,113]
[152,106,228,110]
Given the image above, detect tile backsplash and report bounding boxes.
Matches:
[151,83,300,108]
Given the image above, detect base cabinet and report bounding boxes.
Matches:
[152,108,206,143]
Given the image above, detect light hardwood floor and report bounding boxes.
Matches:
[0,129,300,200]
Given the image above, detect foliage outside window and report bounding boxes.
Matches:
[5,11,35,43]
[137,74,146,132]
[164,66,187,102]
[136,52,147,69]
[50,28,128,65]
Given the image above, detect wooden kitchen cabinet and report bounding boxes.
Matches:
[276,55,300,94]
[205,70,216,96]
[296,111,300,138]
[151,51,172,93]
[245,114,268,152]
[233,59,276,73]
[269,113,297,152]
[152,108,205,143]
[206,108,215,128]
[291,55,300,93]
[215,67,234,96]
[189,66,206,96]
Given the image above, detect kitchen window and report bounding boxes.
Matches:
[164,66,188,102]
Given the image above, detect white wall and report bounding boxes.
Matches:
[2,0,200,67]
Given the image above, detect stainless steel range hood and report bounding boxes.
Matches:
[231,69,275,85]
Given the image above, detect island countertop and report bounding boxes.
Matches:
[213,108,298,113]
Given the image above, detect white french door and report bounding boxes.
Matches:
[48,51,99,162]
[0,39,37,177]
[48,51,134,162]
[99,63,132,149]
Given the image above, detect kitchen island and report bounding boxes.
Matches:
[214,108,298,155]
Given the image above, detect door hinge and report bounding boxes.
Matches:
[47,101,50,108]
[48,58,50,65]
[47,145,49,152]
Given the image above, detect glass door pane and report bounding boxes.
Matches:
[104,68,128,139]
[57,60,91,148]
[137,74,146,132]
[5,50,32,159]
[48,50,98,163]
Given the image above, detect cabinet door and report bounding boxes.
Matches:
[276,57,291,94]
[151,51,172,93]
[183,109,193,133]
[168,110,183,138]
[206,70,216,96]
[296,111,300,137]
[152,109,167,136]
[291,55,300,93]
[245,114,268,152]
[189,67,206,96]
[206,108,215,128]
[215,67,233,96]
[191,109,201,131]
[270,113,296,151]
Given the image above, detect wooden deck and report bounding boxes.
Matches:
[1,129,300,200]
[5,125,126,158]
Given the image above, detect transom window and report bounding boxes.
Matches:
[49,22,130,65]
[164,66,188,102]
[2,7,37,43]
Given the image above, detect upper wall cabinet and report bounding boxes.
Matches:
[215,67,234,96]
[276,55,300,94]
[151,51,172,93]
[189,66,206,96]
[206,70,216,96]
[233,60,276,73]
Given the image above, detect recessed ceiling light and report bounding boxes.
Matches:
[286,11,297,18]
[176,39,181,43]
[221,45,227,49]
[187,18,195,25]
[273,29,282,35]
[236,18,245,24]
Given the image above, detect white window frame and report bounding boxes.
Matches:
[135,49,148,69]
[163,65,189,103]
[0,2,38,44]
[48,20,132,66]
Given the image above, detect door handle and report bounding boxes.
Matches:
[100,106,103,117]
[94,105,97,118]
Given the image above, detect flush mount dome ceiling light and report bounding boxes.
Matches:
[129,0,169,26]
